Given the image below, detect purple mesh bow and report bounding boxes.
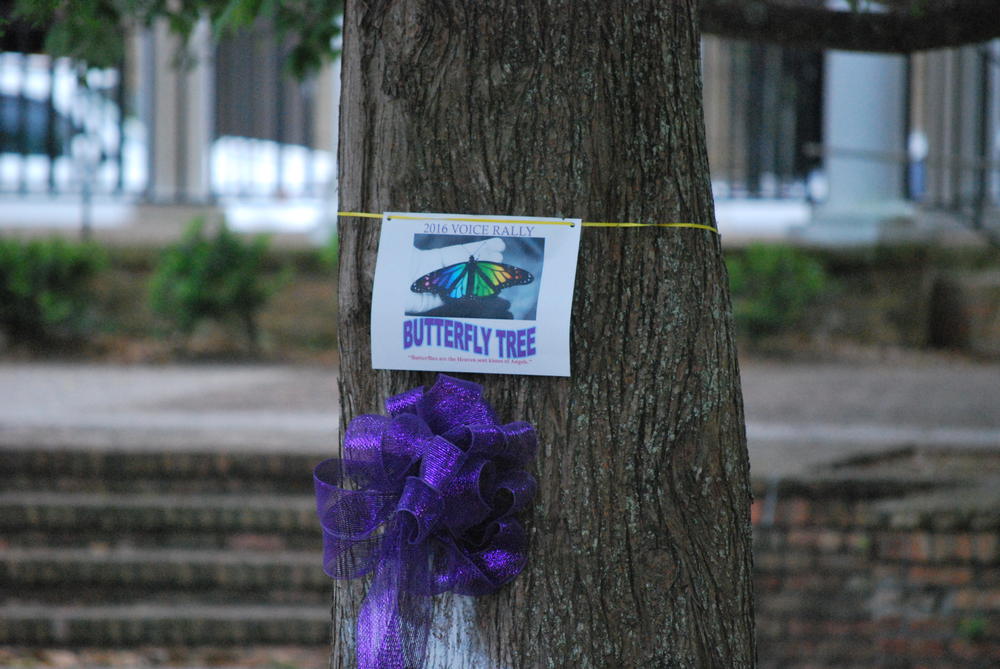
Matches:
[314,375,537,669]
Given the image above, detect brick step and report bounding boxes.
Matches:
[0,449,324,494]
[0,492,320,549]
[0,645,331,668]
[0,603,331,646]
[1,548,330,604]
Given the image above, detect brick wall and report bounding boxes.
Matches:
[752,483,999,668]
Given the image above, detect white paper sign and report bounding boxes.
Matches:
[371,212,582,376]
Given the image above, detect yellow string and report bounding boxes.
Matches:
[337,211,718,234]
[337,211,383,219]
[583,221,719,232]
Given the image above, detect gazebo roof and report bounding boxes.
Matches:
[702,1,1000,52]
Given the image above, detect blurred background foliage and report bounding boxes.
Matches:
[149,217,286,347]
[727,244,831,338]
[4,0,343,77]
[0,236,105,343]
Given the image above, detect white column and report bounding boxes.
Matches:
[826,51,906,205]
[802,50,913,244]
[183,19,215,202]
[315,56,341,243]
[140,18,214,203]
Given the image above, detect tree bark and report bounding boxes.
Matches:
[334,1,754,667]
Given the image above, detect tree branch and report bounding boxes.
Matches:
[701,1,1000,53]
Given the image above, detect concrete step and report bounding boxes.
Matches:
[0,492,320,549]
[0,603,331,646]
[0,548,329,605]
[0,448,322,494]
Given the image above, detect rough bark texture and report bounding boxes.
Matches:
[334,1,753,666]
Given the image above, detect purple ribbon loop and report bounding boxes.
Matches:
[314,375,537,669]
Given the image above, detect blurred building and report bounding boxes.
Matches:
[703,37,1000,243]
[0,16,337,234]
[134,20,337,204]
[0,17,996,242]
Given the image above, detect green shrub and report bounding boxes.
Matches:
[320,229,339,270]
[957,616,988,642]
[0,237,106,343]
[727,244,829,337]
[149,218,283,346]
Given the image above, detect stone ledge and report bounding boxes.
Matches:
[0,548,328,598]
[0,603,331,646]
[0,448,324,494]
[0,492,319,537]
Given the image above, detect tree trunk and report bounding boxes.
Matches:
[334,1,754,666]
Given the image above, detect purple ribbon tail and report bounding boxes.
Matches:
[356,521,432,669]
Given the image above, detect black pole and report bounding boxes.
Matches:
[972,46,991,231]
[116,51,127,194]
[902,53,913,200]
[46,59,58,193]
[17,53,30,194]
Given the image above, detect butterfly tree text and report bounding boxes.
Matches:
[403,318,537,358]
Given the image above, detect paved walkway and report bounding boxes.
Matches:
[0,364,339,452]
[740,357,1000,476]
[1,358,997,476]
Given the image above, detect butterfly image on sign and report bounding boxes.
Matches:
[410,256,534,300]
[405,234,545,320]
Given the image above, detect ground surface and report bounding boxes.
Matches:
[1,354,997,474]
